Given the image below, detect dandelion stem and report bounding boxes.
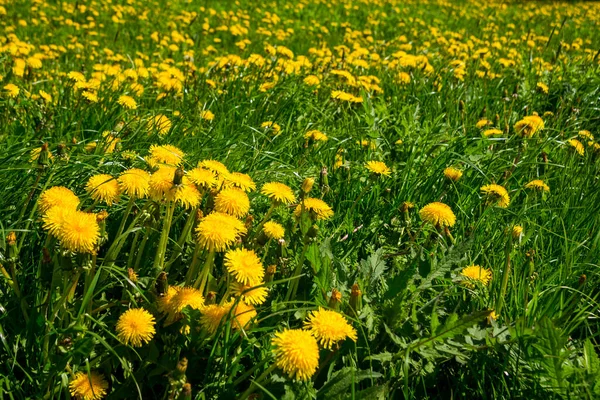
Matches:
[152,201,175,276]
[165,208,197,271]
[194,248,215,294]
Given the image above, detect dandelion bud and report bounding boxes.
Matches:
[319,167,329,192]
[349,283,362,316]
[6,231,16,247]
[579,274,587,286]
[71,137,78,144]
[57,143,68,159]
[156,271,169,297]
[328,289,342,310]
[37,142,50,167]
[205,291,217,305]
[245,215,254,231]
[173,167,185,186]
[301,178,315,194]
[459,100,465,112]
[175,357,188,377]
[265,265,276,283]
[96,210,109,222]
[195,209,204,221]
[178,383,192,400]
[128,268,138,282]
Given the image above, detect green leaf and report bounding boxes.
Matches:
[318,367,382,399]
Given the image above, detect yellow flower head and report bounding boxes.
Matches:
[231,282,269,305]
[166,287,205,323]
[261,121,281,135]
[578,130,594,141]
[118,168,151,199]
[214,187,250,217]
[58,211,100,253]
[272,329,319,381]
[476,119,492,129]
[69,371,108,400]
[42,206,75,237]
[304,307,358,350]
[224,172,256,192]
[38,186,80,214]
[365,161,391,176]
[198,159,229,177]
[525,179,549,192]
[231,300,257,330]
[263,221,285,240]
[512,225,524,240]
[514,115,544,138]
[443,167,463,182]
[86,174,120,205]
[200,303,230,334]
[187,167,217,189]
[116,308,156,347]
[304,130,328,142]
[461,265,492,287]
[147,144,184,167]
[483,128,503,137]
[261,182,296,205]
[294,197,334,220]
[148,114,171,135]
[117,95,137,109]
[419,202,456,228]
[224,248,264,286]
[196,212,246,252]
[200,110,215,121]
[567,139,585,156]
[481,184,510,208]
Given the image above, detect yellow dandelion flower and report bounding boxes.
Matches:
[303,75,320,86]
[117,95,137,109]
[38,186,80,214]
[443,167,463,182]
[261,121,281,135]
[4,83,20,98]
[147,144,185,167]
[69,371,108,400]
[214,187,250,217]
[567,139,585,156]
[231,282,269,305]
[578,130,594,141]
[304,130,328,142]
[42,206,75,237]
[224,248,264,286]
[525,179,549,192]
[419,202,456,228]
[536,82,549,94]
[86,174,120,205]
[116,308,156,347]
[294,197,334,220]
[512,225,524,240]
[514,115,544,138]
[461,265,492,287]
[483,128,503,137]
[166,287,205,323]
[198,159,229,177]
[149,166,177,201]
[272,329,319,381]
[231,300,257,331]
[261,182,296,205]
[481,184,510,208]
[30,146,53,164]
[263,221,285,240]
[58,211,100,253]
[304,307,357,350]
[196,212,246,252]
[365,161,391,176]
[199,303,230,334]
[147,114,171,135]
[157,286,179,314]
[476,119,492,129]
[224,172,256,192]
[118,168,150,199]
[187,167,217,189]
[200,110,215,121]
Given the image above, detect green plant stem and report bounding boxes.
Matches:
[115,197,135,242]
[194,248,215,294]
[134,232,149,272]
[165,208,197,271]
[238,363,276,400]
[285,233,310,302]
[496,238,513,316]
[248,203,275,242]
[152,201,176,276]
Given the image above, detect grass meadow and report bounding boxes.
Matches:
[1,0,600,398]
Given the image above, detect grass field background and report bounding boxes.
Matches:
[1,0,600,398]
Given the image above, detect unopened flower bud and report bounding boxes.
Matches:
[349,283,362,316]
[328,288,342,310]
[265,265,276,283]
[205,291,217,305]
[7,232,16,246]
[301,178,315,194]
[128,268,138,282]
[176,357,188,376]
[178,383,192,400]
[156,272,169,297]
[96,210,109,222]
[173,167,185,186]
